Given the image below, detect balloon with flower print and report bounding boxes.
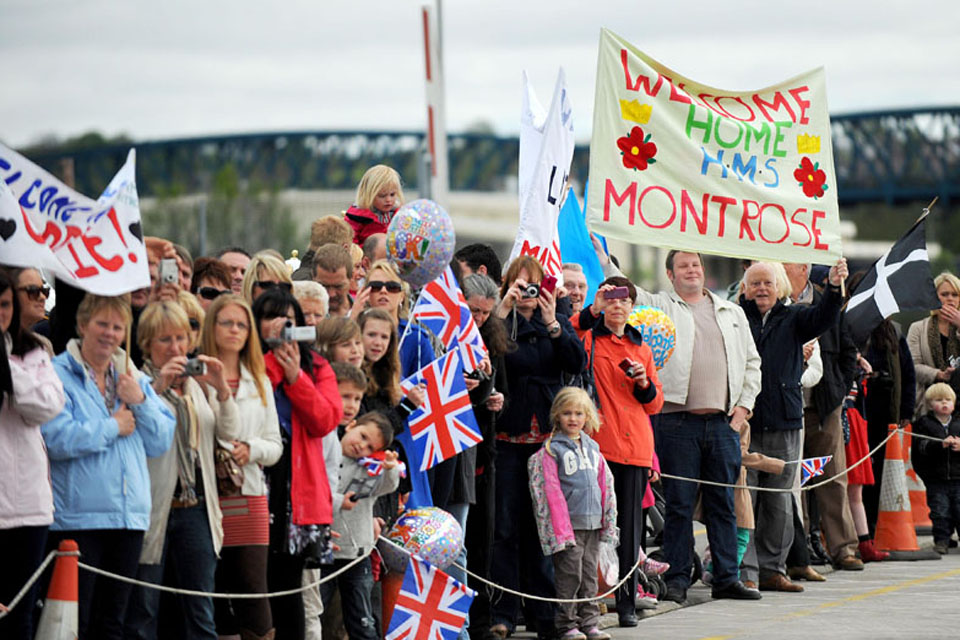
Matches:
[385,506,463,569]
[627,305,676,369]
[386,199,456,288]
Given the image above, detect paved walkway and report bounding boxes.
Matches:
[507,541,960,640]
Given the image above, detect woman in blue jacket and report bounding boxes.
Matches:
[42,293,175,640]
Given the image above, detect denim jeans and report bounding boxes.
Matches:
[655,412,741,590]
[124,503,218,640]
[320,557,378,640]
[926,480,960,545]
[489,442,556,635]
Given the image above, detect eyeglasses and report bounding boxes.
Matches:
[367,280,402,293]
[19,285,50,300]
[197,286,231,301]
[216,319,249,332]
[188,318,201,331]
[255,281,292,293]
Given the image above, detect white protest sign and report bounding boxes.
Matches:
[0,145,150,295]
[509,68,575,278]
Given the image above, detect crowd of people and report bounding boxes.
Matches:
[1,163,957,640]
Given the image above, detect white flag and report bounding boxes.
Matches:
[509,69,575,279]
[0,145,150,295]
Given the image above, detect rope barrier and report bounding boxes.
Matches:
[658,427,902,493]
[1,428,949,614]
[0,550,72,620]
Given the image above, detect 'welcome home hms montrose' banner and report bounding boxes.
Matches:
[586,29,842,262]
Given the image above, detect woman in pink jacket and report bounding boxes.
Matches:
[0,269,66,640]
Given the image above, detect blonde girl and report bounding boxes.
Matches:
[528,388,617,640]
[344,165,405,245]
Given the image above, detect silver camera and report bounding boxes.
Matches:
[184,358,206,376]
[521,283,540,299]
[159,258,178,285]
[266,322,317,347]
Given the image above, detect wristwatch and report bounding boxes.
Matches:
[547,321,562,337]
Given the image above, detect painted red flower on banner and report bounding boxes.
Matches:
[793,156,829,199]
[617,126,657,171]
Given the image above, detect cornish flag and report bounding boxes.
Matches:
[386,556,475,640]
[411,267,488,372]
[401,349,482,471]
[800,455,833,486]
[844,217,939,346]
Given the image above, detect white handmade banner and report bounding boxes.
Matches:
[509,68,575,278]
[0,145,150,295]
[586,29,842,262]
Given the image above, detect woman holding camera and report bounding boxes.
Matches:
[488,256,586,640]
[571,277,664,625]
[42,294,176,640]
[201,294,281,640]
[124,301,240,640]
[252,289,343,640]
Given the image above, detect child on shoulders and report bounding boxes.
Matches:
[344,165,404,246]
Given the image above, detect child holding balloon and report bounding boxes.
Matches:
[528,388,619,640]
[344,164,404,245]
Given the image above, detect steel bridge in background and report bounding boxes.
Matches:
[19,107,960,206]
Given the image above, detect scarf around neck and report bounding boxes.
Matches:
[144,360,200,504]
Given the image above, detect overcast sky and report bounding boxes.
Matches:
[2,0,957,148]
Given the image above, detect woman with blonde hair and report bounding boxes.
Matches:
[42,294,175,640]
[908,271,960,417]
[177,289,205,354]
[242,253,293,305]
[201,294,282,640]
[123,300,239,640]
[344,164,404,245]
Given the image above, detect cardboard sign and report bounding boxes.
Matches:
[586,29,842,262]
[0,145,150,294]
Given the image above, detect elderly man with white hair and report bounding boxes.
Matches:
[737,257,848,593]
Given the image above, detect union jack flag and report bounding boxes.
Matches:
[401,349,482,471]
[386,556,475,640]
[411,267,488,372]
[800,455,833,486]
[358,453,408,479]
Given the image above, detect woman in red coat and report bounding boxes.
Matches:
[252,289,343,640]
[571,276,663,627]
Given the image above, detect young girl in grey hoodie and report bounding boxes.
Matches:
[528,388,618,640]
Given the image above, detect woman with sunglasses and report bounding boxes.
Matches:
[177,290,206,355]
[0,270,65,640]
[356,260,436,378]
[252,289,343,640]
[201,294,282,640]
[190,257,234,312]
[123,300,239,640]
[242,253,294,306]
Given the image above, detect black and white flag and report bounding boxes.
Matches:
[845,217,939,346]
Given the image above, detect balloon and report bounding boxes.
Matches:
[627,305,676,369]
[385,507,462,569]
[386,199,456,288]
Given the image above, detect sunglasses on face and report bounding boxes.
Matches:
[256,281,292,292]
[19,285,50,300]
[367,280,402,293]
[188,318,201,331]
[197,286,231,300]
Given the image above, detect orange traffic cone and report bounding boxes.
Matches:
[901,423,934,534]
[35,540,79,640]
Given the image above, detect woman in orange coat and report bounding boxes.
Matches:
[571,276,663,627]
